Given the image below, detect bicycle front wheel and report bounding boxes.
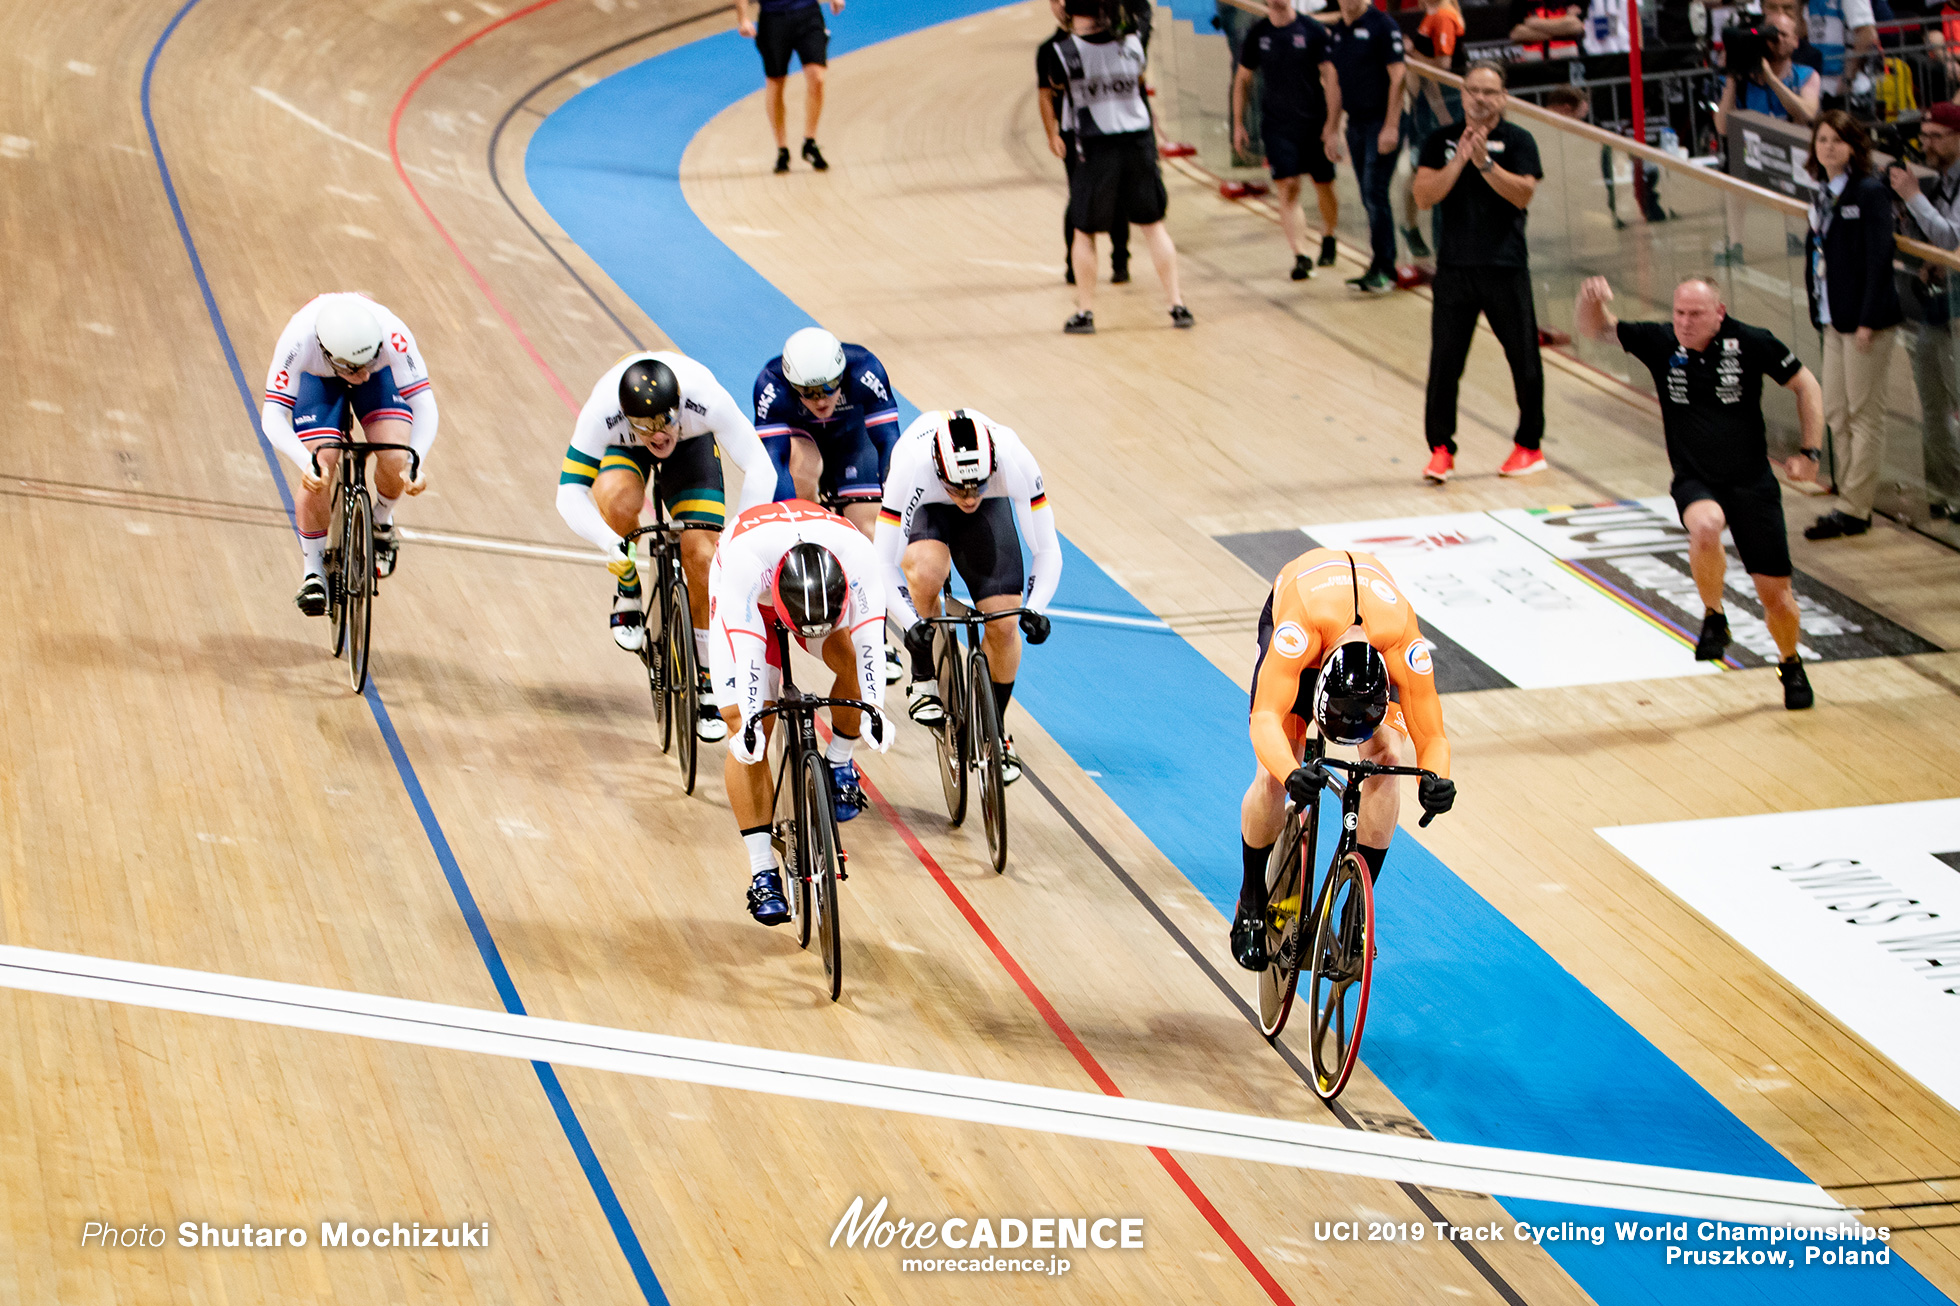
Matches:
[344,490,374,694]
[1257,811,1310,1038]
[1305,850,1376,1101]
[326,484,348,658]
[933,630,968,826]
[670,568,699,794]
[644,576,670,755]
[970,651,1007,874]
[799,751,843,1001]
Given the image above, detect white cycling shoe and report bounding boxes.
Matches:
[696,672,728,742]
[610,594,646,652]
[906,679,945,726]
[884,642,905,685]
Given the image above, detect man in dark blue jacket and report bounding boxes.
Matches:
[1326,0,1408,293]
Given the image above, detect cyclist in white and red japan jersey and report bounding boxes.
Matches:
[259,293,438,612]
[709,500,890,923]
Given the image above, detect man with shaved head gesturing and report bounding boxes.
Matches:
[1576,275,1826,710]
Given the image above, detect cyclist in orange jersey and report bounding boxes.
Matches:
[1232,547,1457,970]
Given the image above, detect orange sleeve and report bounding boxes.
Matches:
[1385,609,1451,779]
[1250,613,1322,788]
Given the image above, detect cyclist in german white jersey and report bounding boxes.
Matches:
[877,409,1061,784]
[710,500,890,924]
[261,294,437,613]
[557,352,782,743]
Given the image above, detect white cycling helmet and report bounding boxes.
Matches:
[316,299,385,371]
[781,327,846,396]
[929,409,997,489]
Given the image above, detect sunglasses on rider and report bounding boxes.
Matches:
[790,378,844,401]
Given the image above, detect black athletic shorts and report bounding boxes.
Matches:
[757,4,828,79]
[1264,121,1336,184]
[915,498,1025,603]
[1671,470,1791,579]
[601,436,727,527]
[1067,131,1168,233]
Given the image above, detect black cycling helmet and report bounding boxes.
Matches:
[771,542,848,639]
[619,358,680,424]
[1313,640,1390,746]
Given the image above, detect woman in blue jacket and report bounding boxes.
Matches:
[1803,110,1903,540]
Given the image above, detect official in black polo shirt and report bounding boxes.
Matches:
[1412,62,1546,482]
[1326,0,1407,293]
[1576,274,1826,710]
[1233,0,1345,280]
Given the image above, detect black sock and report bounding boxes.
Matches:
[1240,840,1274,912]
[910,641,934,681]
[992,678,1015,718]
[1356,843,1389,885]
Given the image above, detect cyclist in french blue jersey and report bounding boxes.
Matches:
[752,327,900,538]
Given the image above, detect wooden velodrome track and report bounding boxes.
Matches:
[3,0,1958,1301]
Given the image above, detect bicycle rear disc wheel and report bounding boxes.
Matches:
[345,491,374,694]
[644,579,670,754]
[1257,815,1310,1038]
[933,634,967,825]
[1305,850,1376,1100]
[970,652,1007,874]
[671,571,699,794]
[801,752,843,1001]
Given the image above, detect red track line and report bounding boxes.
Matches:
[388,0,581,412]
[853,770,1297,1306]
[395,8,1294,1300]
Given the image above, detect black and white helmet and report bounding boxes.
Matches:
[928,410,997,490]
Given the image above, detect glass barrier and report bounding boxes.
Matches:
[1147,2,1960,541]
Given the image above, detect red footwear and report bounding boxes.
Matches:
[1422,447,1454,483]
[1499,445,1548,476]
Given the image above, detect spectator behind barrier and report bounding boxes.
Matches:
[1889,101,1960,519]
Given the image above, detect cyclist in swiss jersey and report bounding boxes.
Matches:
[556,352,782,743]
[261,294,438,615]
[710,501,890,925]
[1233,547,1457,970]
[876,410,1061,785]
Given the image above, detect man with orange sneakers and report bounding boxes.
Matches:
[1232,547,1455,970]
[1411,62,1548,484]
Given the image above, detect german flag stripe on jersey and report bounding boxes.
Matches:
[877,506,902,527]
[559,446,602,486]
[1029,492,1049,511]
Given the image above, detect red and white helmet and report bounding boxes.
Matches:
[928,410,997,490]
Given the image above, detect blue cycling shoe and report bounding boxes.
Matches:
[831,760,870,823]
[747,871,790,926]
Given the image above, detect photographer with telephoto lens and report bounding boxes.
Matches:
[1715,11,1820,135]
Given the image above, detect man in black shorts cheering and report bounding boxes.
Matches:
[1040,0,1191,334]
[734,0,845,173]
[1576,274,1826,710]
[1232,0,1345,280]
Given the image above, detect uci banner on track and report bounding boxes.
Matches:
[1599,800,1960,1114]
[1221,499,1935,691]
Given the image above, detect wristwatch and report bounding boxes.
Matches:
[1797,448,1822,461]
[1476,156,1496,174]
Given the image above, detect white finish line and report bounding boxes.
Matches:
[0,944,1854,1225]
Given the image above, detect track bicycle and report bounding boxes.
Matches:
[311,438,419,694]
[740,620,884,1002]
[623,497,719,794]
[1256,734,1444,1101]
[917,588,1035,875]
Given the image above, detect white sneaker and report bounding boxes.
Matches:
[906,679,945,725]
[695,672,728,742]
[610,594,646,652]
[884,642,905,685]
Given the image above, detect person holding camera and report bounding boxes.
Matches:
[1803,111,1903,540]
[1890,102,1960,519]
[1575,275,1824,710]
[1714,12,1821,134]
